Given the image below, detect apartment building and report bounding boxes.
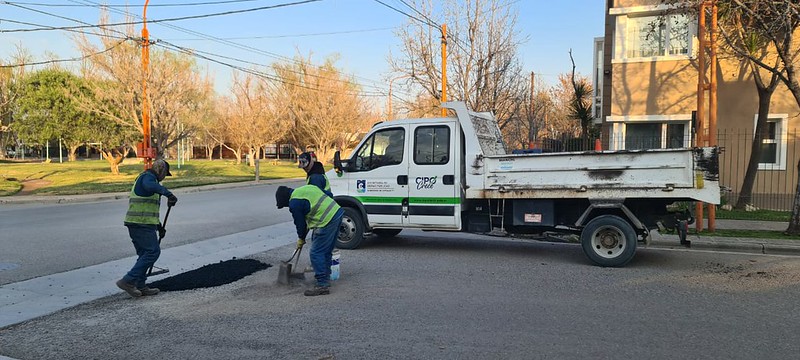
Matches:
[593,0,800,209]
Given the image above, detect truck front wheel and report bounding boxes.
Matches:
[580,215,637,267]
[337,207,366,249]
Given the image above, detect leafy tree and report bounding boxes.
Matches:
[15,69,107,161]
[0,47,32,159]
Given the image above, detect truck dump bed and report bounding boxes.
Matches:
[480,147,720,203]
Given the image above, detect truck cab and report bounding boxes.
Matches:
[329,116,464,248]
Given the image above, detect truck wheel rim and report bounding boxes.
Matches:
[338,215,357,243]
[590,225,626,259]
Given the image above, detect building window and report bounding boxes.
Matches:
[754,114,788,170]
[626,14,691,59]
[608,115,692,150]
[625,123,661,150]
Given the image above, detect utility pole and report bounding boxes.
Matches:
[138,0,155,170]
[441,24,447,117]
[529,71,535,149]
[695,0,718,232]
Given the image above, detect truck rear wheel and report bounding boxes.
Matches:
[372,229,402,238]
[580,215,637,267]
[337,207,366,249]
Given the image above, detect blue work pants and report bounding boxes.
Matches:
[122,224,161,288]
[309,209,343,287]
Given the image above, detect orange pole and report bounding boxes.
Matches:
[695,1,707,232]
[141,0,153,169]
[441,24,447,117]
[707,1,718,231]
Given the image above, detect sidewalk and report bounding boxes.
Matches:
[648,218,800,256]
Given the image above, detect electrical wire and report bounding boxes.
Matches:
[69,0,394,92]
[4,0,267,7]
[165,27,396,41]
[0,17,128,39]
[0,0,322,33]
[0,38,129,68]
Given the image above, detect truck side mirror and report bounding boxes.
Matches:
[333,150,344,174]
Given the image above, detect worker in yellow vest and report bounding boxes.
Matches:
[116,159,178,298]
[276,184,343,296]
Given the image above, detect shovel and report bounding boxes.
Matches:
[147,205,172,276]
[277,244,306,285]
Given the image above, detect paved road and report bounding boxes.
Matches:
[0,180,303,285]
[2,230,800,359]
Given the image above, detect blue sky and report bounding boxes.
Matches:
[0,0,605,104]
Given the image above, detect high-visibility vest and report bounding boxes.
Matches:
[306,173,331,193]
[124,173,161,225]
[290,185,340,229]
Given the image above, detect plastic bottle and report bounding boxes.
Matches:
[330,249,340,281]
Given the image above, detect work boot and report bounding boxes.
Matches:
[304,286,330,297]
[138,287,160,296]
[116,279,142,298]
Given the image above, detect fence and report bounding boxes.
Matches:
[530,129,800,211]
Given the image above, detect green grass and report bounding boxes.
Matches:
[691,228,797,240]
[0,159,306,196]
[713,208,789,222]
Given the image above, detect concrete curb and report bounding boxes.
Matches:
[0,178,303,205]
[648,233,800,256]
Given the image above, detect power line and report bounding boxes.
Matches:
[165,27,396,41]
[0,0,322,33]
[0,38,129,68]
[5,0,267,7]
[157,40,392,98]
[3,2,131,39]
[0,17,128,39]
[70,0,391,90]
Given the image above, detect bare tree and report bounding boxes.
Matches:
[388,0,529,134]
[271,54,374,163]
[224,71,291,166]
[73,12,213,162]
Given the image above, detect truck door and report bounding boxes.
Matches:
[406,123,460,229]
[348,126,408,227]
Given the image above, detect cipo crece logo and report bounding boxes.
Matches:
[356,179,366,193]
[415,176,437,190]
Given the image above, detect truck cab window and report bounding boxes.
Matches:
[414,126,450,164]
[352,128,404,171]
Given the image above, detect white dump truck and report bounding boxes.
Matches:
[329,102,720,267]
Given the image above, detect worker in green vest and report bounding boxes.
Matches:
[298,151,332,197]
[116,159,178,298]
[276,184,343,296]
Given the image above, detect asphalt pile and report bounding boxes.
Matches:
[148,258,271,291]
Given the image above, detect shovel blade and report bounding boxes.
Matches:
[277,261,292,285]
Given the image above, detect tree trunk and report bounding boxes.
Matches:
[101,149,125,175]
[68,144,80,162]
[205,145,212,160]
[735,85,775,209]
[248,148,257,167]
[786,160,800,235]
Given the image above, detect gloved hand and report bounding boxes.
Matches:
[167,194,178,207]
[157,224,166,239]
[296,238,306,249]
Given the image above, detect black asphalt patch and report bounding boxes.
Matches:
[148,259,271,291]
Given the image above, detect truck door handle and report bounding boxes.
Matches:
[397,175,408,185]
[443,175,455,185]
